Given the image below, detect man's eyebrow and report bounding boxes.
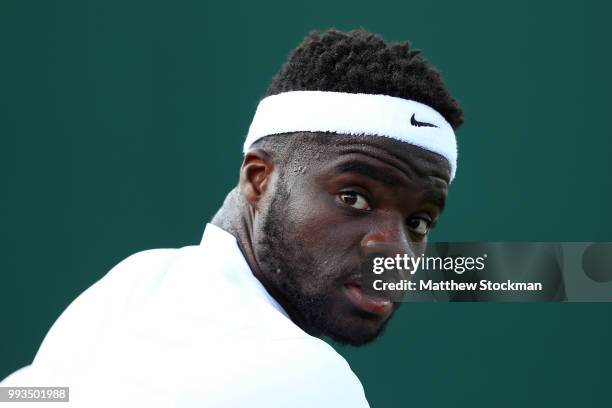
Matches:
[333,161,406,187]
[421,189,446,213]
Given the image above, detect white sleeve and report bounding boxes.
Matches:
[177,337,371,408]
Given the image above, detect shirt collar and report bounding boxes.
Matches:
[199,223,289,318]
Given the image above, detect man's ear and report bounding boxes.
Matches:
[239,149,275,208]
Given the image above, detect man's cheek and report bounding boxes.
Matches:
[299,213,365,252]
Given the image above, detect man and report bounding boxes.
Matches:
[1,28,463,406]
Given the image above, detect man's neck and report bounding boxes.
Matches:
[210,188,322,338]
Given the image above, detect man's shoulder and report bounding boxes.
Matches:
[29,247,192,363]
[105,246,192,281]
[8,245,370,406]
[32,242,300,367]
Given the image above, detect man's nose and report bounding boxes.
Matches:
[360,217,413,258]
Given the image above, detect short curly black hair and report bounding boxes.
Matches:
[266,28,464,129]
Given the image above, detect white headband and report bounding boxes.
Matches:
[244,91,458,181]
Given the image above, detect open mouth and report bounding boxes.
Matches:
[343,283,393,317]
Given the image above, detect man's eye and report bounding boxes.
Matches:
[407,218,431,235]
[338,192,371,211]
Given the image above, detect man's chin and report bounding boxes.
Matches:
[326,321,389,346]
[323,308,397,346]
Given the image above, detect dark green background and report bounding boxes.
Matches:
[1,1,611,406]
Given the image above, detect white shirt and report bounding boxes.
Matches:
[1,224,370,408]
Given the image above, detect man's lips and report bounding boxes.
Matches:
[343,283,393,317]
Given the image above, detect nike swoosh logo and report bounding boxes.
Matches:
[410,113,438,128]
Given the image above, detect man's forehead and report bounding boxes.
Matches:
[316,134,452,185]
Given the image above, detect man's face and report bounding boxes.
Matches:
[252,135,450,345]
